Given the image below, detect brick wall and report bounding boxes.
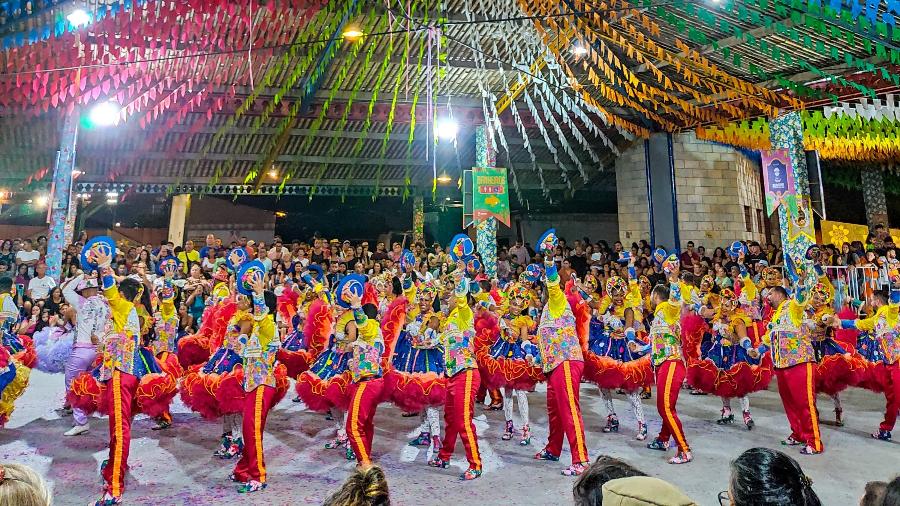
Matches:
[616,131,767,249]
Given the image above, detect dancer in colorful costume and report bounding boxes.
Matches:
[530,229,590,477]
[428,261,483,480]
[579,264,652,440]
[230,263,289,493]
[278,282,332,380]
[0,277,30,429]
[832,287,900,441]
[479,281,542,445]
[763,277,823,455]
[0,279,35,369]
[66,251,178,506]
[178,260,236,368]
[60,273,110,436]
[149,265,183,430]
[338,276,387,465]
[383,277,446,456]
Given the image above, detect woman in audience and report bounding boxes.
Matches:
[726,448,821,506]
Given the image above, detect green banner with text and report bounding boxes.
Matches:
[472,167,510,227]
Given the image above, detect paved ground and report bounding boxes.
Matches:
[1,370,896,505]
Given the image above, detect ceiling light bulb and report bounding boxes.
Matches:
[67,8,90,27]
[89,101,121,127]
[436,118,459,141]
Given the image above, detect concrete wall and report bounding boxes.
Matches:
[617,131,767,250]
[499,213,619,246]
[186,197,276,244]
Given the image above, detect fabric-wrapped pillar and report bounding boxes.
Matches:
[861,166,889,228]
[46,110,79,282]
[413,195,424,245]
[475,125,497,278]
[769,112,815,279]
[168,194,191,246]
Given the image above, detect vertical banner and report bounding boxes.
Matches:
[761,149,795,215]
[412,195,424,245]
[472,167,511,227]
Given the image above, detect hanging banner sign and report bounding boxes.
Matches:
[761,149,795,215]
[472,167,510,227]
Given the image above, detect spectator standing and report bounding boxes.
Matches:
[15,239,40,276]
[371,241,388,262]
[680,241,700,270]
[177,240,201,274]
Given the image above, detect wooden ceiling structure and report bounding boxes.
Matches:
[0,0,897,209]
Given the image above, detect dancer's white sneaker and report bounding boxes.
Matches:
[64,424,90,436]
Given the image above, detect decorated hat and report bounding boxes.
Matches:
[236,259,267,296]
[652,248,667,266]
[583,274,599,293]
[416,280,440,303]
[213,264,230,283]
[157,256,182,276]
[157,281,175,301]
[524,263,543,283]
[617,251,631,264]
[507,282,534,306]
[720,287,738,304]
[662,254,679,273]
[336,273,366,309]
[537,228,558,253]
[306,264,325,283]
[811,281,834,303]
[466,257,482,276]
[81,236,116,271]
[700,274,714,291]
[399,249,416,272]
[605,276,628,296]
[449,233,474,262]
[728,240,747,258]
[226,247,249,271]
[75,276,99,293]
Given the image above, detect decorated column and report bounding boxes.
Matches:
[413,194,424,245]
[861,166,889,228]
[475,125,498,278]
[168,194,191,245]
[768,112,815,278]
[46,110,79,282]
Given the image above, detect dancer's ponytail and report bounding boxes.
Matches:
[322,464,390,506]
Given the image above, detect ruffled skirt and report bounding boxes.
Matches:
[295,349,351,412]
[584,322,653,390]
[687,335,773,398]
[179,347,245,420]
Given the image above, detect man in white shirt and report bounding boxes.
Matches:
[61,273,110,436]
[27,263,56,301]
[509,240,530,266]
[15,239,40,276]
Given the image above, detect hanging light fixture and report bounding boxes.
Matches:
[342,27,365,41]
[67,7,91,27]
[436,170,453,184]
[436,118,459,141]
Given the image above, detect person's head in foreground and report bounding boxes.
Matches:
[322,465,390,506]
[0,462,52,506]
[602,476,697,506]
[859,480,886,506]
[882,475,900,506]
[725,447,821,506]
[573,455,646,506]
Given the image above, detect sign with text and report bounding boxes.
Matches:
[472,167,510,227]
[761,149,795,215]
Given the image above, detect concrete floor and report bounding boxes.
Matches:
[1,370,896,505]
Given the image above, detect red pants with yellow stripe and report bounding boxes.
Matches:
[775,363,823,451]
[438,368,482,470]
[102,370,140,498]
[655,360,690,454]
[880,362,900,431]
[233,385,278,483]
[346,378,385,465]
[545,360,589,465]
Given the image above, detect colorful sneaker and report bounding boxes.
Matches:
[743,411,754,430]
[428,457,450,468]
[668,451,693,464]
[431,435,442,453]
[602,415,620,433]
[635,422,648,441]
[237,480,267,493]
[872,429,892,441]
[717,408,734,425]
[151,419,172,431]
[213,433,233,457]
[345,443,356,461]
[646,438,669,451]
[459,468,482,480]
[501,420,515,441]
[325,435,348,449]
[561,462,589,476]
[219,437,243,459]
[689,389,707,396]
[92,492,122,505]
[534,448,560,461]
[408,432,431,446]
[834,408,844,427]
[520,424,532,446]
[781,436,802,446]
[799,445,822,455]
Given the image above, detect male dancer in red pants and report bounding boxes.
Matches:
[231,273,280,493]
[832,288,900,442]
[765,284,823,455]
[429,265,483,480]
[343,289,386,465]
[532,256,590,476]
